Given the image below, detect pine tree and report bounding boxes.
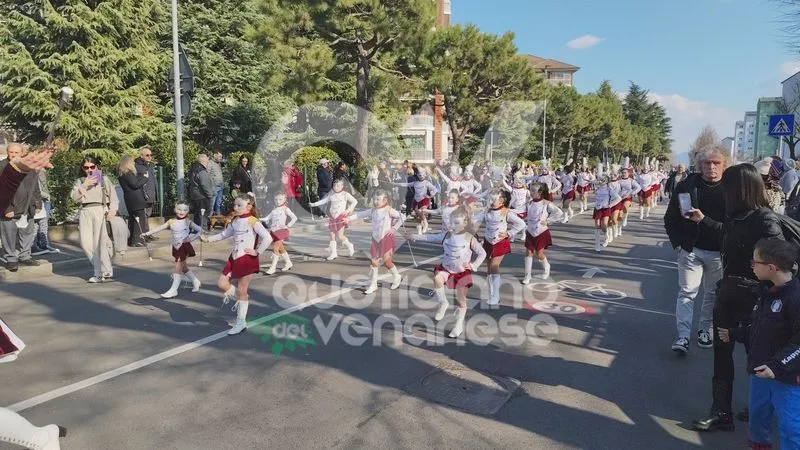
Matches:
[0,0,170,157]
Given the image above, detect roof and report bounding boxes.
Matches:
[782,71,800,85]
[523,54,579,71]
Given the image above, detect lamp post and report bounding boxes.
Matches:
[542,65,548,161]
[45,86,73,147]
[170,0,185,200]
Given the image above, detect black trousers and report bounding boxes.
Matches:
[190,199,211,228]
[127,209,149,245]
[710,277,760,413]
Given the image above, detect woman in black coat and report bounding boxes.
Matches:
[117,155,150,246]
[230,154,253,195]
[687,163,784,431]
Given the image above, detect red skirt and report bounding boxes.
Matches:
[525,230,552,252]
[622,196,633,204]
[593,208,611,220]
[328,213,349,233]
[563,190,576,201]
[370,234,396,259]
[516,211,528,220]
[611,202,624,213]
[412,197,430,211]
[638,189,653,201]
[434,264,474,289]
[483,236,511,258]
[271,229,290,242]
[576,185,587,194]
[0,318,24,357]
[461,194,478,205]
[223,254,260,279]
[172,242,196,262]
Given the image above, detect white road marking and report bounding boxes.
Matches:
[7,254,441,413]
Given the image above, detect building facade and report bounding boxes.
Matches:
[733,121,745,160]
[754,98,783,159]
[524,55,579,87]
[743,111,757,161]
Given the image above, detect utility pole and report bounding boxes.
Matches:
[171,0,185,199]
[542,66,549,161]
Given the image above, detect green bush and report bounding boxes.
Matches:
[149,135,204,215]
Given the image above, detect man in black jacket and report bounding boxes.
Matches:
[0,143,42,272]
[134,147,157,240]
[664,148,727,355]
[187,154,214,227]
[316,159,332,217]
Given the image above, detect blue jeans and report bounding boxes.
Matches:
[33,201,52,250]
[211,186,224,214]
[749,376,800,448]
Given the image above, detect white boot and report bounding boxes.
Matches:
[613,223,621,237]
[326,241,338,261]
[343,238,355,257]
[416,224,423,235]
[265,253,280,275]
[562,212,569,224]
[622,214,628,227]
[389,265,402,290]
[280,252,293,272]
[364,267,379,294]
[603,228,612,247]
[646,206,651,218]
[449,307,467,338]
[0,407,66,450]
[434,286,449,321]
[488,274,501,305]
[522,256,533,284]
[228,301,248,335]
[617,223,623,236]
[422,220,429,234]
[568,206,575,219]
[541,260,551,280]
[161,273,182,298]
[594,229,602,252]
[639,206,644,220]
[186,270,201,292]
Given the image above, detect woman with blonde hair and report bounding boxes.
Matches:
[117,154,150,247]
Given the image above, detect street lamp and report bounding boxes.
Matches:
[542,65,549,161]
[45,86,74,147]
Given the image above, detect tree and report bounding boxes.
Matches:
[419,24,543,160]
[0,0,170,156]
[255,0,435,156]
[689,125,719,166]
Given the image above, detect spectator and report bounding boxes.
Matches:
[282,160,303,213]
[316,158,333,216]
[70,156,118,283]
[30,168,60,256]
[333,161,353,194]
[664,146,728,355]
[780,159,799,195]
[230,154,253,195]
[208,151,225,215]
[366,165,380,205]
[117,154,150,247]
[688,163,784,432]
[134,147,156,238]
[0,149,54,213]
[755,157,786,214]
[188,154,214,228]
[0,143,42,272]
[405,163,419,214]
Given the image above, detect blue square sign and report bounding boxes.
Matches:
[769,114,795,137]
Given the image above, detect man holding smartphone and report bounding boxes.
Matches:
[664,145,728,354]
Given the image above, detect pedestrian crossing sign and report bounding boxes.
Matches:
[769,114,795,137]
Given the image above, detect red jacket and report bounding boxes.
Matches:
[283,167,304,198]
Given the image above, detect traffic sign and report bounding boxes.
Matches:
[768,114,795,137]
[168,44,195,118]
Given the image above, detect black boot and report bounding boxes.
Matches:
[692,411,734,431]
[692,379,735,432]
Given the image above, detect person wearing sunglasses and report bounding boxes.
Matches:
[70,156,119,283]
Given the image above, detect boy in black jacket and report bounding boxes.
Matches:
[720,238,800,449]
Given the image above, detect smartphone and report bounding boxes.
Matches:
[679,192,692,215]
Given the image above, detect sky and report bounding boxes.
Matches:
[452,0,799,163]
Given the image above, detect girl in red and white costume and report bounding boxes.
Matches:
[560,164,577,222]
[607,169,625,239]
[592,174,620,252]
[473,189,526,305]
[260,192,298,275]
[635,162,656,220]
[531,167,561,202]
[522,183,564,283]
[501,173,530,239]
[409,207,487,338]
[393,168,438,234]
[428,189,463,233]
[459,164,483,203]
[576,166,594,213]
[202,193,271,335]
[347,189,405,294]
[309,179,358,260]
[618,166,642,228]
[142,201,203,298]
[435,162,463,195]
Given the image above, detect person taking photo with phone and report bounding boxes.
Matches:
[664,144,728,355]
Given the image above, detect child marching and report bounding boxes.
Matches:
[393,168,438,234]
[593,173,619,252]
[428,189,463,233]
[201,193,271,335]
[576,164,593,213]
[347,189,405,294]
[522,183,564,283]
[618,164,642,228]
[560,163,577,223]
[260,192,298,275]
[141,201,203,298]
[309,179,358,260]
[474,189,526,305]
[501,173,531,240]
[409,207,487,338]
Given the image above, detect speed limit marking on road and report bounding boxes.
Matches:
[528,301,590,315]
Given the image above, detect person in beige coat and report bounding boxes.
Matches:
[70,156,119,282]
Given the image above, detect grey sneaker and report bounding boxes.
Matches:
[698,330,713,349]
[672,337,689,355]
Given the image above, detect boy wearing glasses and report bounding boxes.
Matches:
[719,238,800,449]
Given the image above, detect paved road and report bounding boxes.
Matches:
[1,205,752,449]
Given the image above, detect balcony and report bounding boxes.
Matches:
[404,115,434,129]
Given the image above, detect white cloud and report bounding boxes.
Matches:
[648,93,741,163]
[566,35,603,50]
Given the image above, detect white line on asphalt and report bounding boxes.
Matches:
[7,254,441,413]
